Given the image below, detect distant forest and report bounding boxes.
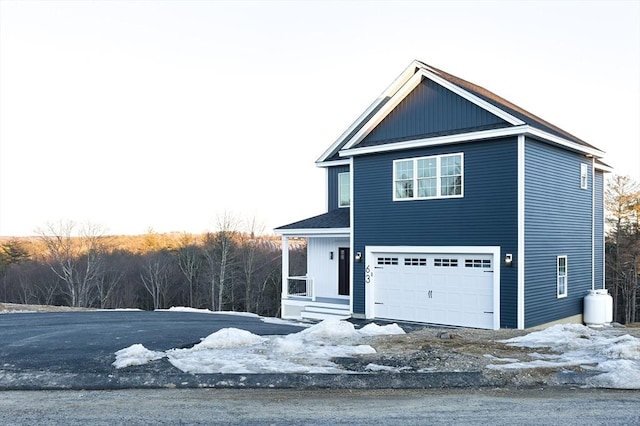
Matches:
[1,174,638,324]
[0,217,306,317]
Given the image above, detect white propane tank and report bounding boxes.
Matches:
[584,290,606,327]
[595,289,614,324]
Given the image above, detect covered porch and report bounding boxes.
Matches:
[274,209,352,321]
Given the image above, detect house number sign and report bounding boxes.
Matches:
[365,265,372,283]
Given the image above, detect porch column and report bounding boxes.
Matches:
[281,235,289,299]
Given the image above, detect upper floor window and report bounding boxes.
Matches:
[338,172,350,207]
[580,163,588,189]
[557,255,568,298]
[393,153,463,200]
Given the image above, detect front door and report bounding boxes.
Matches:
[338,247,350,296]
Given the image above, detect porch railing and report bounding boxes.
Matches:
[287,276,314,300]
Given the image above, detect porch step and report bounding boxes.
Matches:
[300,305,351,321]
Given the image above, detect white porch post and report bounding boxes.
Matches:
[281,236,289,299]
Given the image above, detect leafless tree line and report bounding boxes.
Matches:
[0,217,306,317]
[606,175,640,324]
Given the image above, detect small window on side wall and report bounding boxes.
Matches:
[338,172,350,208]
[557,255,568,298]
[580,164,588,189]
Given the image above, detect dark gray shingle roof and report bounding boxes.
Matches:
[275,208,350,231]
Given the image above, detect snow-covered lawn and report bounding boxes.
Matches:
[487,324,640,389]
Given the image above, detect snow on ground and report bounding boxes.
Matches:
[113,319,405,374]
[487,324,640,389]
[161,306,311,327]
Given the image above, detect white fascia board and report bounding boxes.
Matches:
[523,126,605,158]
[315,61,422,164]
[341,72,424,151]
[340,126,528,157]
[338,124,605,159]
[339,67,525,155]
[419,69,525,126]
[274,228,351,237]
[316,159,350,168]
[594,162,614,173]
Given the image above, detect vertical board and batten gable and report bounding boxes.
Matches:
[358,77,510,147]
[327,165,350,211]
[351,137,519,328]
[524,139,593,327]
[594,170,605,289]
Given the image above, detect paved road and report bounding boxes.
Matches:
[0,311,305,384]
[1,388,639,425]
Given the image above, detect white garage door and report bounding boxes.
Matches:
[373,252,495,329]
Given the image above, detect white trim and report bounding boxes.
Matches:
[315,61,422,164]
[419,68,525,126]
[524,126,605,158]
[517,135,525,329]
[392,152,464,201]
[342,72,425,151]
[274,228,350,237]
[557,255,568,298]
[591,158,595,290]
[340,67,525,152]
[324,168,329,212]
[601,171,606,289]
[338,171,350,208]
[581,163,589,189]
[340,126,529,157]
[316,159,350,168]
[594,162,614,173]
[364,245,501,330]
[349,156,355,315]
[281,236,289,301]
[339,125,605,159]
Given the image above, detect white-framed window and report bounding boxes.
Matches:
[557,255,568,298]
[580,163,588,189]
[394,153,463,200]
[338,172,350,207]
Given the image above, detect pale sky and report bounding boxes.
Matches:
[1,0,639,237]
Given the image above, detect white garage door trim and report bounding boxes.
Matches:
[364,246,501,330]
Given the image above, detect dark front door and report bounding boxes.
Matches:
[338,247,350,296]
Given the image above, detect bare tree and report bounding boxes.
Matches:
[176,234,202,308]
[606,175,640,323]
[239,216,265,312]
[36,221,108,307]
[140,251,174,310]
[201,212,238,311]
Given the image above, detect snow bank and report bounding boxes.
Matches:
[113,319,405,374]
[112,344,164,369]
[488,324,640,389]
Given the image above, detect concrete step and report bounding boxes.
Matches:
[301,305,351,321]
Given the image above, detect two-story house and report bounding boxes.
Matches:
[275,60,609,330]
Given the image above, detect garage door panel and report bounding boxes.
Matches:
[373,251,494,329]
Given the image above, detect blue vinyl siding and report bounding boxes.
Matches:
[352,137,519,328]
[524,139,593,327]
[360,78,509,147]
[594,170,604,289]
[327,165,350,211]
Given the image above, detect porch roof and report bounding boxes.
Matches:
[274,208,350,235]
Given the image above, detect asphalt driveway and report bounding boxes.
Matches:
[0,310,307,389]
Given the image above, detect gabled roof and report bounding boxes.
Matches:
[274,208,350,235]
[317,60,604,165]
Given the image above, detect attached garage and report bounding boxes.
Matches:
[364,246,501,330]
